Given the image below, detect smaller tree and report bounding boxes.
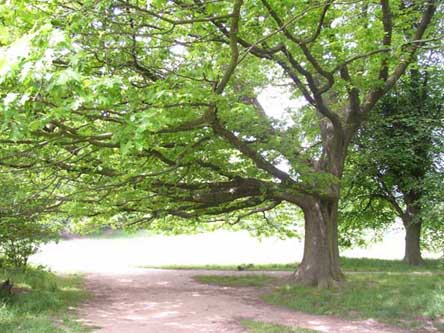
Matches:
[340,66,444,265]
[0,222,54,268]
[0,167,62,268]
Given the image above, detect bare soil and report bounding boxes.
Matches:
[77,269,406,333]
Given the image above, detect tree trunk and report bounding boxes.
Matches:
[293,114,347,288]
[402,215,423,265]
[295,198,345,288]
[403,221,423,265]
[402,194,424,265]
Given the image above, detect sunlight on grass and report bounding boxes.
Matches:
[241,319,320,333]
[194,274,275,287]
[263,272,444,331]
[145,257,443,273]
[191,259,444,332]
[0,267,88,333]
[340,258,443,272]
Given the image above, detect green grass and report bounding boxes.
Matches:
[191,258,444,331]
[144,263,295,271]
[241,319,320,333]
[194,274,276,287]
[263,272,444,331]
[340,257,443,272]
[0,266,88,333]
[146,257,443,273]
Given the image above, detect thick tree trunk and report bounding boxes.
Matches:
[292,114,347,288]
[294,198,345,288]
[402,194,424,265]
[402,216,423,265]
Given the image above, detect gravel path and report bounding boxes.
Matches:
[76,269,405,333]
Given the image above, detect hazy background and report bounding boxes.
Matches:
[30,221,440,274]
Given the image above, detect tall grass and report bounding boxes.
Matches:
[0,266,87,333]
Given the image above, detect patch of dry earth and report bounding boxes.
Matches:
[77,269,405,333]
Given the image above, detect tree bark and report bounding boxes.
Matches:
[294,197,345,288]
[402,212,424,265]
[401,193,424,265]
[291,112,347,288]
[402,220,423,265]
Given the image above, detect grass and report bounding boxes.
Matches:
[240,319,320,333]
[147,262,295,271]
[340,257,443,272]
[146,257,443,273]
[191,258,444,331]
[194,274,276,287]
[0,266,88,333]
[263,272,444,331]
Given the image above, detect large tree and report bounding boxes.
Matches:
[340,65,444,265]
[0,0,440,286]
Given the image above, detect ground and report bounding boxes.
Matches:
[29,229,430,333]
[76,269,405,333]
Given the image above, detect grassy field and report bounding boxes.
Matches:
[0,266,87,333]
[264,272,444,331]
[194,274,276,287]
[146,257,443,272]
[146,262,297,271]
[241,319,320,333]
[192,258,444,332]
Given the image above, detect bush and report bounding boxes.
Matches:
[0,170,62,269]
[2,239,40,268]
[0,220,58,269]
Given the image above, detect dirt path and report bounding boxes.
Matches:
[77,269,404,333]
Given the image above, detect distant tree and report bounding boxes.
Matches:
[340,65,444,264]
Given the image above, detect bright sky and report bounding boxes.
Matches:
[258,85,307,127]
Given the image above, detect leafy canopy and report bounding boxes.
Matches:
[0,1,440,233]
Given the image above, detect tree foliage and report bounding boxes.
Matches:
[0,167,63,267]
[339,63,444,258]
[0,0,440,285]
